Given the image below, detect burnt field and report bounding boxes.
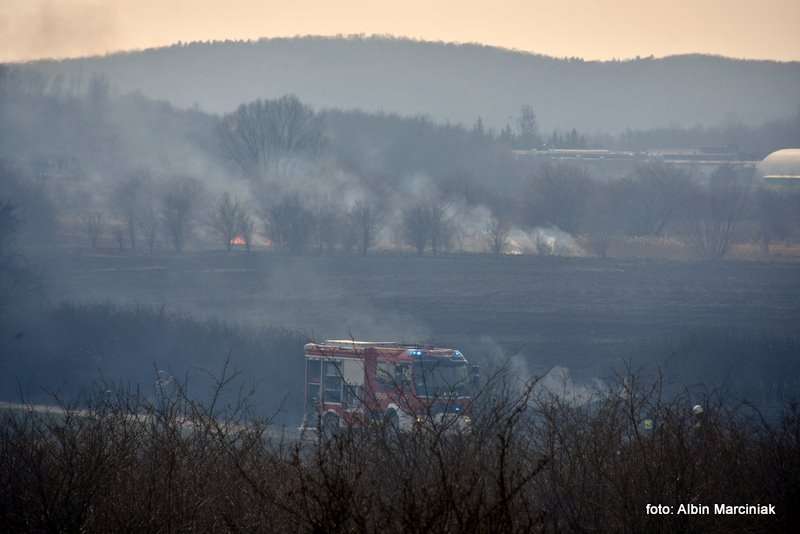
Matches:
[41,251,800,381]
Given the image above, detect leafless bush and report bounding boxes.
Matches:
[0,368,795,533]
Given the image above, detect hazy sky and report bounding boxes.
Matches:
[1,0,799,63]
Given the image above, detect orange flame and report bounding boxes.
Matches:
[230,235,246,246]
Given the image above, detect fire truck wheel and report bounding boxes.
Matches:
[322,413,340,437]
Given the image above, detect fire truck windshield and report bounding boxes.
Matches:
[413,359,470,397]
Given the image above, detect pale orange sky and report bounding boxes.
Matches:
[1,0,798,63]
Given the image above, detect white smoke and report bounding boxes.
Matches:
[475,336,602,406]
[532,366,604,406]
[444,203,587,256]
[507,226,586,256]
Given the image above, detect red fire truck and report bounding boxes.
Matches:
[303,340,479,433]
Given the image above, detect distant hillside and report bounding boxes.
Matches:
[23,36,800,132]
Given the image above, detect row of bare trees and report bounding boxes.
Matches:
[255,162,794,260]
[401,199,454,255]
[85,173,202,253]
[525,162,797,259]
[260,194,462,256]
[85,160,796,259]
[89,182,387,256]
[261,195,457,256]
[261,195,382,255]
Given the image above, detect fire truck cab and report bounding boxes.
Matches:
[303,340,478,433]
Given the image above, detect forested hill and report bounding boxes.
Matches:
[25,36,800,132]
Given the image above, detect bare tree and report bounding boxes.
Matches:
[263,194,314,254]
[210,192,242,252]
[112,170,151,250]
[401,199,452,256]
[349,201,381,256]
[486,213,511,255]
[218,95,323,181]
[84,212,104,249]
[428,200,452,255]
[161,177,202,253]
[688,166,750,259]
[311,205,341,255]
[528,162,592,234]
[618,163,694,237]
[402,204,430,255]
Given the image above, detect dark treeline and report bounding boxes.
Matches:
[614,112,800,159]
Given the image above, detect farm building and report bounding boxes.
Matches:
[759,148,800,189]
